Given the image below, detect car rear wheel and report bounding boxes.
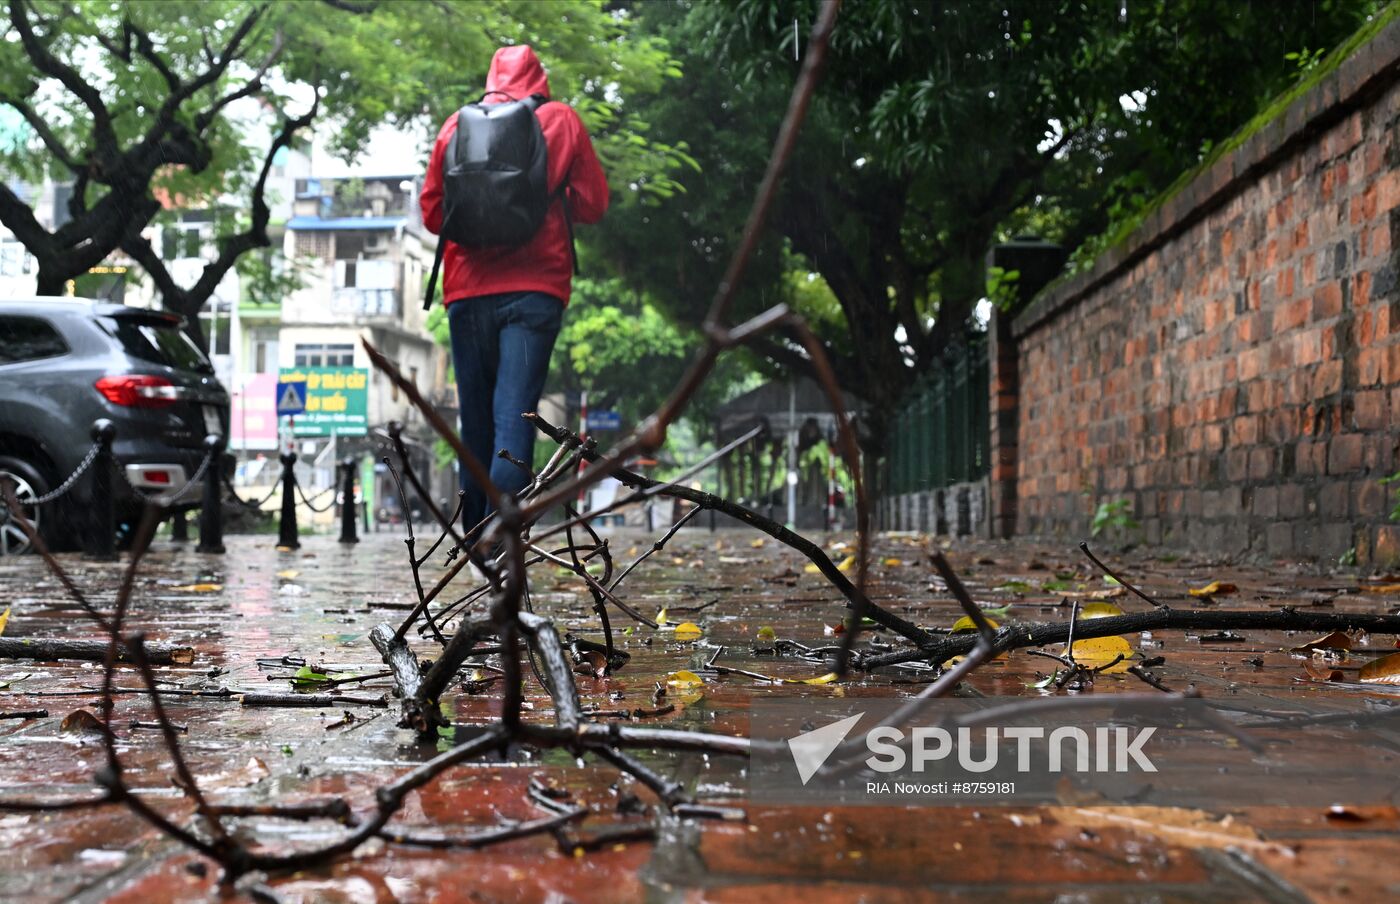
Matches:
[0,455,46,556]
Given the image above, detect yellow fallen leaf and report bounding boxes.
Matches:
[750,538,766,549]
[276,545,295,552]
[1188,581,1237,597]
[655,608,669,627]
[171,583,222,593]
[950,615,999,634]
[797,672,839,685]
[883,557,903,567]
[673,622,702,641]
[1365,583,1400,594]
[1070,635,1134,673]
[665,669,705,689]
[276,569,299,579]
[0,606,9,636]
[756,626,776,642]
[837,555,857,573]
[803,562,821,574]
[1359,651,1400,685]
[1079,602,1124,619]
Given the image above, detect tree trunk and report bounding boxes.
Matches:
[35,264,69,297]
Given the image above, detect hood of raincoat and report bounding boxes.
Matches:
[485,45,550,101]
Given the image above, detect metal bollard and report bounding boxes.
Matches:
[338,456,358,544]
[197,434,226,554]
[277,452,299,550]
[88,419,116,560]
[170,510,189,543]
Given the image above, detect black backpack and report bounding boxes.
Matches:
[422,92,575,309]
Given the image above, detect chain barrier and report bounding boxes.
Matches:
[223,476,280,510]
[116,445,215,506]
[23,442,103,506]
[293,477,338,513]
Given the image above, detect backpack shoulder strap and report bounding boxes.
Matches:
[422,236,446,311]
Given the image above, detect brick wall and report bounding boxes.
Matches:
[1007,21,1400,562]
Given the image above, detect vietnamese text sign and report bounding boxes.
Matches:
[278,367,368,436]
[586,410,622,430]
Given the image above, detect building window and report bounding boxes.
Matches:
[0,239,36,276]
[253,333,279,373]
[293,231,332,261]
[294,342,355,368]
[161,225,205,260]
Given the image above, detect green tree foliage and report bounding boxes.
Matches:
[606,0,1378,449]
[546,276,753,431]
[0,0,685,345]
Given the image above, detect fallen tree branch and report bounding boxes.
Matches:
[861,608,1400,670]
[523,412,932,648]
[0,637,193,665]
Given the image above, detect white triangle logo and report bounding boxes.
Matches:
[278,383,303,412]
[787,712,864,785]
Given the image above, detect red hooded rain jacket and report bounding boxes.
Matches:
[420,45,609,306]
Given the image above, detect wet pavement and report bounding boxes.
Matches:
[2,526,1400,902]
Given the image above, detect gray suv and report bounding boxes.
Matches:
[0,298,230,553]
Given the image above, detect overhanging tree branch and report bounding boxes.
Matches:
[122,91,320,338]
[8,0,116,156]
[0,182,53,259]
[0,90,82,173]
[194,29,286,132]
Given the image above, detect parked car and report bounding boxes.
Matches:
[0,297,230,553]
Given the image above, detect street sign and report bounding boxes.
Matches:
[278,367,369,436]
[276,380,307,415]
[586,410,622,430]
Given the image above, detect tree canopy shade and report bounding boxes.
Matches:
[602,0,1380,450]
[0,0,686,345]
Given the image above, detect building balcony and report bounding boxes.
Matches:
[330,286,400,321]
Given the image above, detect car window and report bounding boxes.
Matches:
[104,317,213,373]
[0,315,69,364]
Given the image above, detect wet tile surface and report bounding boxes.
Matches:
[2,529,1400,901]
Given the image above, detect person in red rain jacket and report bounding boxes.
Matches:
[420,45,608,534]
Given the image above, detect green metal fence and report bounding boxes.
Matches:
[883,339,989,496]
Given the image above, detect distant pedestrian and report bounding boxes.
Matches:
[421,45,609,535]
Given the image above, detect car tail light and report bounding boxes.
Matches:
[141,469,172,485]
[95,375,180,408]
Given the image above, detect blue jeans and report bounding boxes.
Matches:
[448,291,563,532]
